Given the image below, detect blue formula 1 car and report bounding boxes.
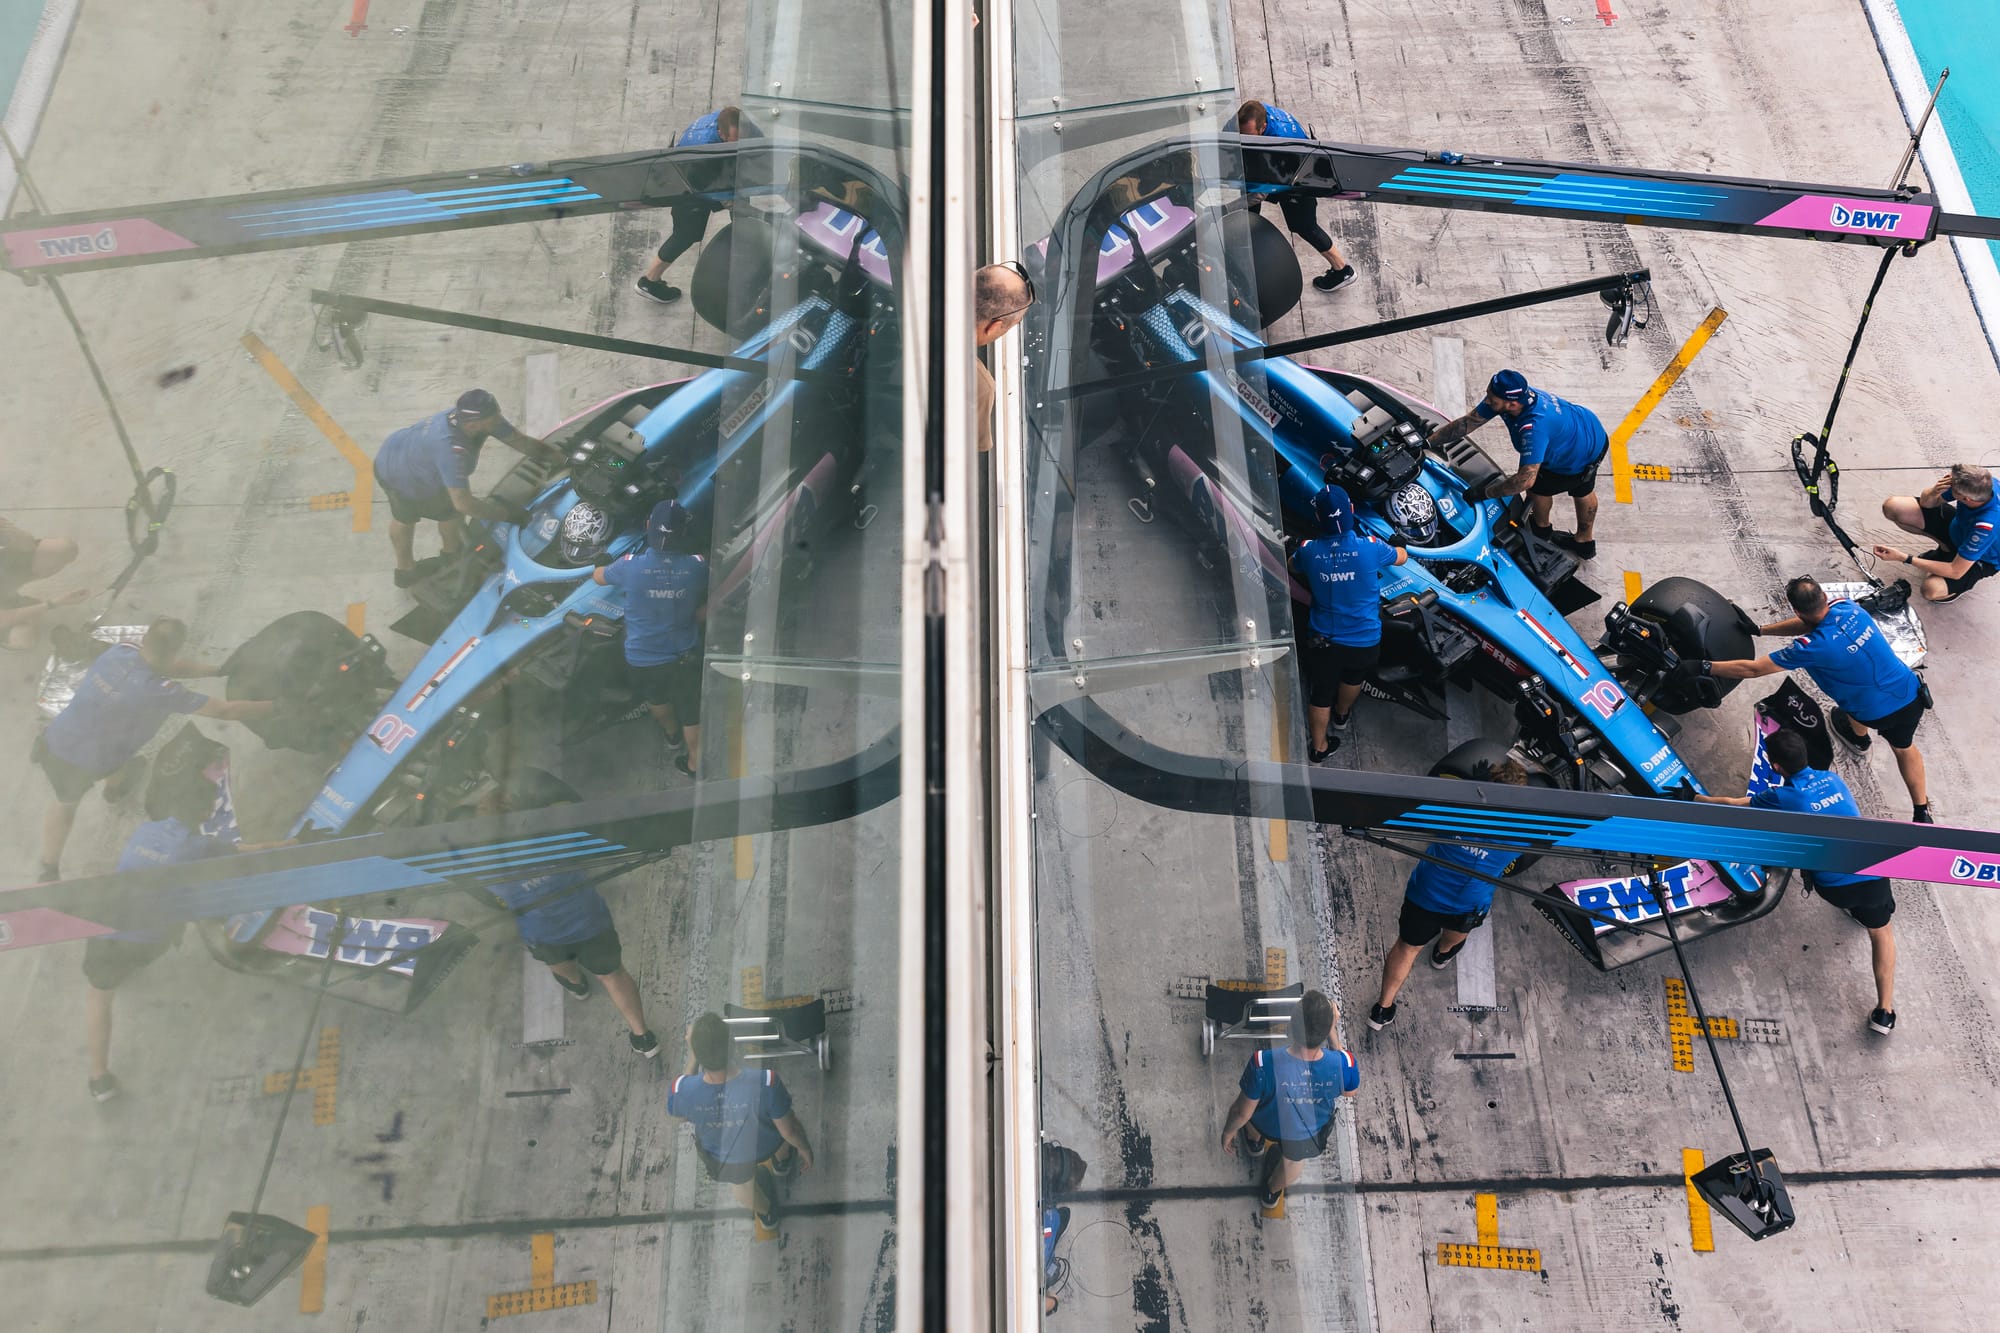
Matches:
[215,204,899,836]
[1072,202,1781,962]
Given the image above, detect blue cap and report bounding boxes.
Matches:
[1311,483,1354,537]
[648,500,693,551]
[1487,369,1531,402]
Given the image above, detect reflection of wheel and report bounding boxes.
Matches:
[689,217,776,337]
[1200,1017,1216,1056]
[222,611,378,752]
[816,1033,831,1072]
[1629,576,1759,715]
[1214,208,1304,328]
[1430,739,1548,877]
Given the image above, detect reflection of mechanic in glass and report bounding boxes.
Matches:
[1288,484,1406,763]
[374,389,551,587]
[1428,369,1609,560]
[1218,989,1357,1220]
[593,500,708,777]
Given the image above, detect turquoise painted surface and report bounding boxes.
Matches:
[1,1,49,118]
[1896,0,2000,257]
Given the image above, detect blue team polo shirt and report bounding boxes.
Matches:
[1944,489,2000,565]
[1769,600,1920,723]
[668,1068,793,1164]
[1405,842,1513,915]
[487,871,615,948]
[375,411,509,502]
[603,549,708,665]
[1749,767,1872,888]
[110,816,230,942]
[43,645,208,776]
[1245,104,1309,197]
[677,110,728,146]
[1475,387,1608,474]
[1294,533,1398,645]
[1239,1044,1357,1142]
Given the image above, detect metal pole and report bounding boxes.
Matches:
[1889,68,1948,192]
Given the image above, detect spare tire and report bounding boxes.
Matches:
[221,610,381,752]
[689,216,776,337]
[1629,576,1759,714]
[1215,208,1303,328]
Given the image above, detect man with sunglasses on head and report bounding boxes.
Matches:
[974,261,1036,455]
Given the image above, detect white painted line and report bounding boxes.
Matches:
[521,950,565,1046]
[522,352,561,438]
[1861,0,2000,376]
[1431,335,1469,417]
[1,0,82,213]
[1455,918,1498,1011]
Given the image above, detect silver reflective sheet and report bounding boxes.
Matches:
[35,627,148,721]
[1823,582,1926,670]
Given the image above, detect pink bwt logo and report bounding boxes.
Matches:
[1756,194,1931,240]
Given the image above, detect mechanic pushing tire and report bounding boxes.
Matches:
[1430,739,1548,877]
[1627,576,1759,714]
[221,610,386,753]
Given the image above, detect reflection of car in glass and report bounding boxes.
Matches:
[217,203,898,837]
[1075,200,1782,965]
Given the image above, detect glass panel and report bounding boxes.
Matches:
[0,2,906,1327]
[1013,4,1374,1327]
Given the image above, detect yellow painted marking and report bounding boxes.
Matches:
[1260,1191,1286,1220]
[299,1205,329,1313]
[1437,1192,1540,1271]
[265,1027,340,1125]
[345,603,366,636]
[1264,948,1287,989]
[1632,463,1675,481]
[741,966,766,1008]
[1436,1243,1543,1271]
[1664,978,1738,1073]
[530,1233,555,1289]
[486,1281,598,1317]
[242,333,373,532]
[1624,571,1644,604]
[1475,1193,1499,1246]
[308,491,352,512]
[1684,1148,1715,1252]
[1268,676,1289,861]
[1608,307,1729,504]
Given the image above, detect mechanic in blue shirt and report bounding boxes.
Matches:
[1874,462,2000,604]
[1366,757,1530,1031]
[1233,100,1358,292]
[374,388,552,587]
[1428,369,1611,559]
[1288,484,1407,761]
[84,782,288,1103]
[1690,575,1933,822]
[1697,729,1898,1035]
[635,106,758,305]
[1218,990,1358,1217]
[34,617,273,883]
[668,1011,816,1238]
[487,869,660,1059]
[594,499,710,777]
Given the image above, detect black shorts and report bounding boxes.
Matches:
[1529,453,1605,499]
[628,653,703,721]
[1856,689,1929,751]
[33,735,104,804]
[1268,1119,1336,1162]
[1916,504,1997,595]
[374,465,459,525]
[528,926,623,976]
[1301,636,1378,709]
[1398,897,1488,947]
[83,936,172,990]
[1812,875,1895,930]
[694,1144,781,1186]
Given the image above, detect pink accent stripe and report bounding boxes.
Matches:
[1754,195,1933,241]
[1863,844,2000,885]
[0,906,114,951]
[4,218,197,269]
[1595,0,1617,24]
